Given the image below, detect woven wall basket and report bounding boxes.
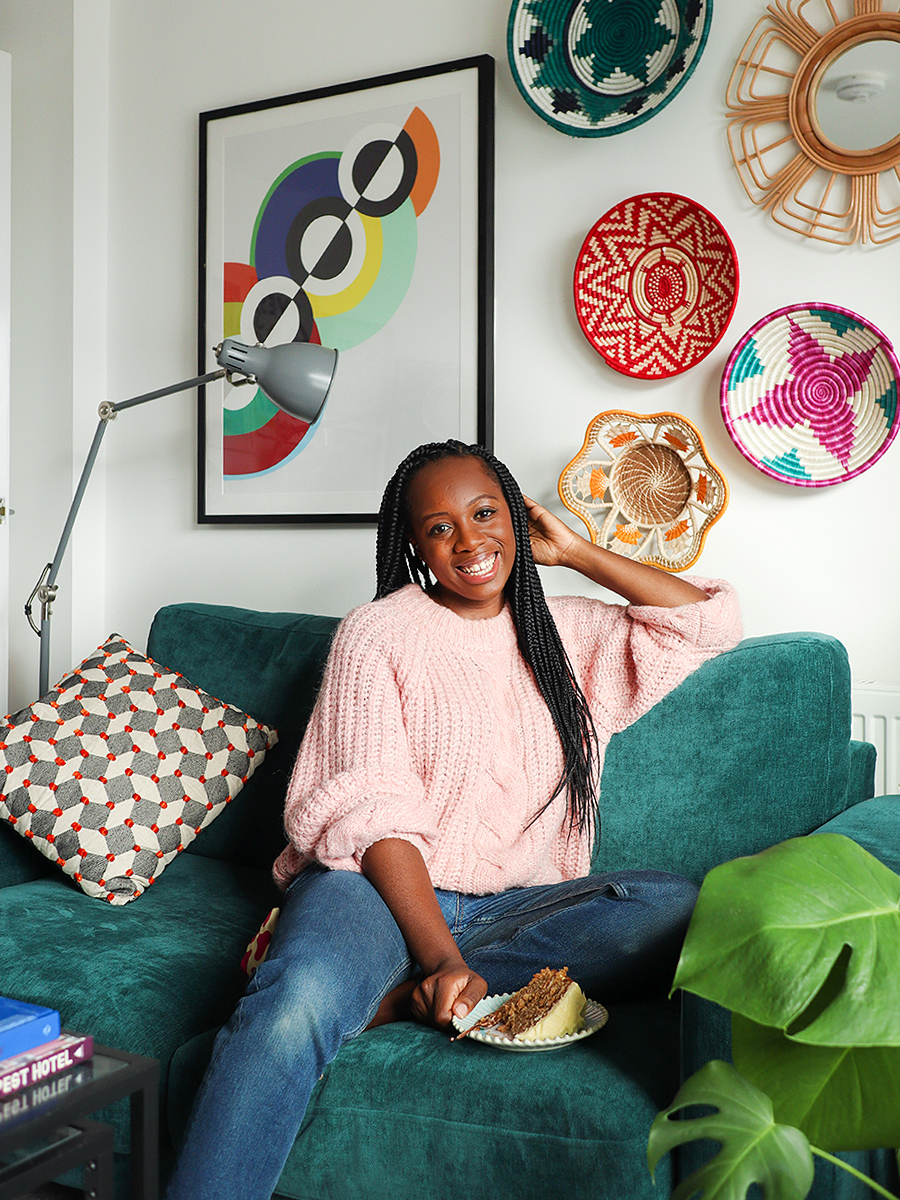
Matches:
[507,0,713,137]
[558,410,728,572]
[721,304,900,487]
[574,192,739,379]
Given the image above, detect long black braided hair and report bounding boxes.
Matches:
[375,439,600,841]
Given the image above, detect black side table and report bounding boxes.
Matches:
[0,1042,159,1200]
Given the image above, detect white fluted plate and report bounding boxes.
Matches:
[452,992,608,1051]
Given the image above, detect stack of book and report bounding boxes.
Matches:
[0,996,93,1123]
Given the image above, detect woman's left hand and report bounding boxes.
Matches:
[523,494,708,607]
[523,495,579,568]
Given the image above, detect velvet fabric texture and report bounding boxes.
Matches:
[813,794,900,873]
[0,603,886,1199]
[594,632,874,883]
[0,855,277,1153]
[168,1001,681,1200]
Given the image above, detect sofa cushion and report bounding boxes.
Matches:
[166,998,681,1200]
[146,605,339,871]
[594,632,854,884]
[0,635,276,903]
[813,795,900,875]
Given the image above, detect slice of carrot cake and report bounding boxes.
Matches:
[466,967,586,1042]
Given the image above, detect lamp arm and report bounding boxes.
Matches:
[28,367,226,697]
[110,368,224,414]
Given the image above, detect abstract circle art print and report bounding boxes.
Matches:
[223,108,440,480]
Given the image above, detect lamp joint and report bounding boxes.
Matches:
[25,564,52,636]
[226,370,255,388]
[98,401,117,422]
[38,582,58,620]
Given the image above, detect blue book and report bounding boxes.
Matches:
[0,997,61,1062]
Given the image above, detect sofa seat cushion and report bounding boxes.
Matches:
[167,998,680,1200]
[0,853,278,1150]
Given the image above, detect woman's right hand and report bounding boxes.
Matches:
[360,839,488,1030]
[411,956,488,1030]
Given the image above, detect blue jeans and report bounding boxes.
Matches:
[165,865,697,1200]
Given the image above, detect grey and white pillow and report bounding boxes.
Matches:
[0,635,277,904]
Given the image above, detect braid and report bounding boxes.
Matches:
[375,440,600,840]
[374,443,447,596]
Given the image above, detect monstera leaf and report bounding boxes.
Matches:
[648,1060,814,1199]
[673,834,900,1046]
[732,1012,900,1152]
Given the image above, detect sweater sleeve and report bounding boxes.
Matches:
[556,577,742,736]
[272,606,438,887]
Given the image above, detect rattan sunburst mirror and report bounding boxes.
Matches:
[727,0,900,245]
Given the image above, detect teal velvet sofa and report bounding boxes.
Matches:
[1,601,898,1199]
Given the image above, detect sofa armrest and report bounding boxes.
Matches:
[848,739,876,805]
[594,632,857,886]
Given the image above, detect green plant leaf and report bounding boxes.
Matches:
[648,1060,814,1199]
[673,834,900,1046]
[732,1012,900,1152]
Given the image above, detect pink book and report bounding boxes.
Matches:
[0,1032,94,1099]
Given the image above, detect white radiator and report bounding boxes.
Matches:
[852,682,900,797]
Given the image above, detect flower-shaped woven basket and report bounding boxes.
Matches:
[508,0,713,137]
[558,410,728,572]
[720,304,900,487]
[574,193,738,379]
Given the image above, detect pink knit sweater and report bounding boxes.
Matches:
[273,580,741,895]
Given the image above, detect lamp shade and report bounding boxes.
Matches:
[216,337,338,424]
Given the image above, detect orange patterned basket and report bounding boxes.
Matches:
[558,410,728,572]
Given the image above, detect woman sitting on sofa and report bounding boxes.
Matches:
[166,439,742,1200]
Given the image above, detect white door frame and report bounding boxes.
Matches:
[0,52,11,712]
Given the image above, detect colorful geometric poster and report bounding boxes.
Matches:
[199,58,493,522]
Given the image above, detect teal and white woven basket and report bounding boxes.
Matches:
[507,0,712,136]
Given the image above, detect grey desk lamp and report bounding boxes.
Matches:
[25,337,338,697]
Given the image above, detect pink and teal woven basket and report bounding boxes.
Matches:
[720,304,900,487]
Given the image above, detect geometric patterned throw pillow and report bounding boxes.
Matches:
[0,635,277,904]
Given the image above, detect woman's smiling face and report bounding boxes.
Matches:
[405,455,516,619]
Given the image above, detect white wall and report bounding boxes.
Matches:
[2,1,75,710]
[4,0,900,712]
[0,51,10,711]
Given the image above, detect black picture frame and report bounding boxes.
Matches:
[198,55,494,524]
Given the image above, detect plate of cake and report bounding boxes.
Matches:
[452,967,608,1052]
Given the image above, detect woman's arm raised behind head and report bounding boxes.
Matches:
[523,494,708,608]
